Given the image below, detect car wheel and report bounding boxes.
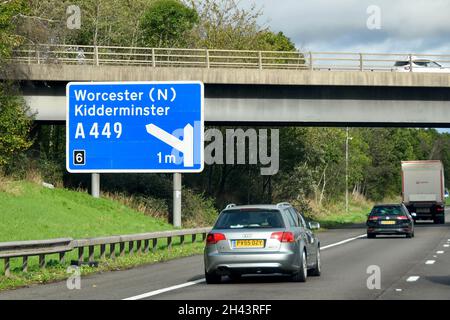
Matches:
[308,248,321,277]
[292,250,307,282]
[205,269,221,284]
[406,233,412,238]
[367,233,375,239]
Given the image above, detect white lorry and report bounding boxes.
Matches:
[401,160,446,224]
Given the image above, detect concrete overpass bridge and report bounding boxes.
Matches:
[4,44,450,126]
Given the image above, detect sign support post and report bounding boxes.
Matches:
[91,173,100,198]
[173,173,182,227]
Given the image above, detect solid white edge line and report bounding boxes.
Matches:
[321,234,367,250]
[123,279,205,300]
[122,233,367,300]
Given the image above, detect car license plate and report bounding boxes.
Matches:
[380,220,396,225]
[234,239,264,248]
[416,208,430,213]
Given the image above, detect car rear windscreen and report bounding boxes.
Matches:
[214,209,285,229]
[371,206,403,215]
[394,61,409,66]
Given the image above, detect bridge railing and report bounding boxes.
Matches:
[0,227,211,276]
[11,44,307,70]
[11,44,450,71]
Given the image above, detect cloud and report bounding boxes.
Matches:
[247,0,450,53]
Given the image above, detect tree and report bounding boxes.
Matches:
[256,31,296,51]
[140,0,198,47]
[0,0,33,170]
[0,0,28,63]
[0,83,33,169]
[188,0,296,51]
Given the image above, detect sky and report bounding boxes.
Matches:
[243,0,450,54]
[240,0,450,132]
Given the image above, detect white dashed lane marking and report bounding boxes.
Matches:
[406,276,420,282]
[425,260,436,265]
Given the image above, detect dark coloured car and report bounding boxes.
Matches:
[366,203,415,238]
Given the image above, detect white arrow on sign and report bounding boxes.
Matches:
[145,123,194,167]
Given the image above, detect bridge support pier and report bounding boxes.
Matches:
[91,173,100,198]
[173,173,182,227]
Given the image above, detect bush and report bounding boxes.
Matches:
[103,192,169,220]
[182,188,218,227]
[0,83,33,171]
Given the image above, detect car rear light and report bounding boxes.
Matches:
[206,233,226,244]
[397,216,408,220]
[271,232,295,243]
[437,207,445,212]
[368,216,380,221]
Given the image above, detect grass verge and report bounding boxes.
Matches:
[0,177,206,291]
[306,195,373,229]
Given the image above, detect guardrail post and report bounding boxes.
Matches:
[258,51,262,70]
[22,256,28,272]
[78,247,84,264]
[167,237,172,249]
[180,235,185,245]
[152,238,158,252]
[192,234,196,243]
[202,233,207,241]
[144,240,150,253]
[88,246,95,263]
[110,243,116,259]
[100,244,106,259]
[59,252,66,264]
[129,241,134,255]
[309,52,313,70]
[359,53,363,71]
[94,46,99,66]
[4,258,10,277]
[173,173,182,227]
[39,254,46,269]
[152,48,156,68]
[119,242,125,256]
[36,50,40,65]
[136,240,142,254]
[206,49,210,68]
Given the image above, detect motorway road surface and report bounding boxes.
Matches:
[1,212,450,300]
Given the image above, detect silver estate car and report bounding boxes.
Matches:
[204,203,321,284]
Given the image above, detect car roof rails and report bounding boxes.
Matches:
[225,203,236,209]
[276,202,292,208]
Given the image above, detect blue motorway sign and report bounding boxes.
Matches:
[66,81,204,173]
